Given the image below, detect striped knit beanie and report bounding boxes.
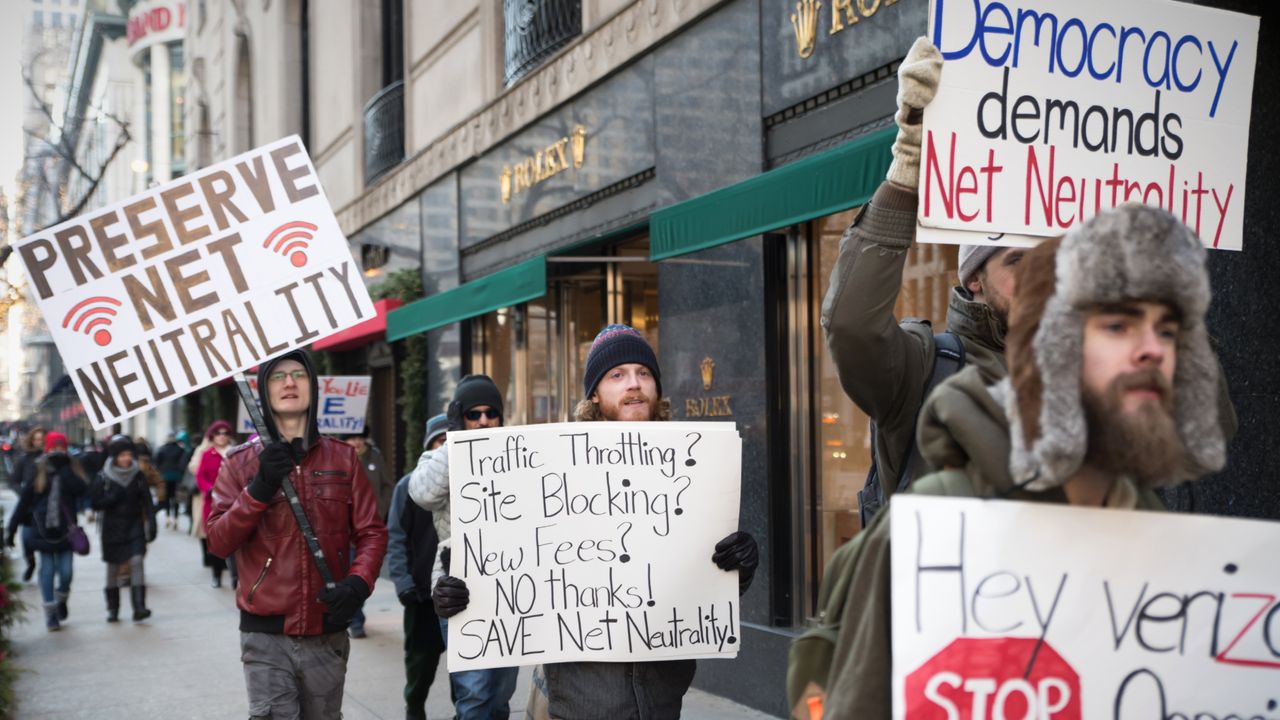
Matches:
[582,324,661,399]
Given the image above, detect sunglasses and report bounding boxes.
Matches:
[464,408,501,421]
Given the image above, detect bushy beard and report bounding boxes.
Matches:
[597,390,661,422]
[1083,368,1191,487]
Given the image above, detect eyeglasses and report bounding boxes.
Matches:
[464,408,500,421]
[268,369,309,384]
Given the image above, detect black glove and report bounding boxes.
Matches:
[247,441,295,503]
[398,588,424,607]
[712,531,759,595]
[432,575,470,618]
[317,575,370,626]
[446,400,465,432]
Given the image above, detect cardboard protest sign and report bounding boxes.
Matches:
[235,375,371,435]
[918,0,1259,250]
[11,136,375,429]
[446,421,742,671]
[891,496,1280,718]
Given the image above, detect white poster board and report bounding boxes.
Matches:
[235,375,371,435]
[446,421,743,671]
[918,0,1259,250]
[891,496,1280,718]
[11,136,375,429]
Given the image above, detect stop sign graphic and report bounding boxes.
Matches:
[904,637,1081,719]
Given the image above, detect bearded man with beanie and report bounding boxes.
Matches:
[432,325,760,720]
[409,376,517,720]
[823,205,1228,718]
[206,349,388,719]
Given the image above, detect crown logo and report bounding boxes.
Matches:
[500,166,512,204]
[791,0,821,59]
[700,356,716,391]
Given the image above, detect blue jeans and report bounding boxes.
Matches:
[38,550,73,605]
[439,619,518,720]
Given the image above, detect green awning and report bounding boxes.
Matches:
[649,126,894,261]
[385,256,546,341]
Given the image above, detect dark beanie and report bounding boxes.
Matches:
[582,324,661,399]
[448,375,504,431]
[107,434,135,461]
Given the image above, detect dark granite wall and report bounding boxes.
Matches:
[650,0,787,714]
[1164,0,1280,520]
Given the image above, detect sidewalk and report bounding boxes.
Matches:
[3,489,779,719]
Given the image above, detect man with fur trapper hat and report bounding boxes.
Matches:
[823,205,1229,718]
[206,349,388,719]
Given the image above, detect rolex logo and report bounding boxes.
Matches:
[700,356,716,391]
[571,125,587,169]
[791,0,821,59]
[500,166,512,204]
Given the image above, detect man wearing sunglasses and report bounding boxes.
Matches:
[207,349,388,720]
[408,374,518,720]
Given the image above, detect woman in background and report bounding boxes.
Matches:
[196,421,234,588]
[90,436,157,622]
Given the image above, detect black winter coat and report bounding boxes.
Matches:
[7,453,87,553]
[90,467,156,564]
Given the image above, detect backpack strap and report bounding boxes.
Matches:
[892,332,967,496]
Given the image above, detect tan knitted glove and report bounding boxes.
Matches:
[886,37,944,190]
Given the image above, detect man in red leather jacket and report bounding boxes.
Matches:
[208,349,388,719]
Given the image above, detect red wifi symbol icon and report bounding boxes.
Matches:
[264,220,318,267]
[63,296,123,347]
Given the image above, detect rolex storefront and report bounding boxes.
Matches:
[380,0,931,715]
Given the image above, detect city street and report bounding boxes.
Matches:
[3,489,777,719]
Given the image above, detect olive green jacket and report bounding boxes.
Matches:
[820,183,1008,499]
[821,367,1166,719]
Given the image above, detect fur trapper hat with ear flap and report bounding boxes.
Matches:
[1004,204,1225,490]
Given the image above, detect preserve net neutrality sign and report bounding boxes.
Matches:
[12,136,375,429]
[890,496,1280,719]
[918,0,1259,250]
[446,422,742,671]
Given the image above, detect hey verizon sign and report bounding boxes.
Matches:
[918,0,1259,250]
[891,496,1280,718]
[12,136,375,429]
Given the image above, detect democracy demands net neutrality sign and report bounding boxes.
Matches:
[12,136,375,429]
[918,0,1259,250]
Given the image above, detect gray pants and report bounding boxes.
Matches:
[240,631,350,719]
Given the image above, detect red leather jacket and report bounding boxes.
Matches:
[206,437,388,636]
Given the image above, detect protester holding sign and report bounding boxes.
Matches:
[89,435,159,623]
[206,349,388,720]
[821,38,1024,518]
[432,325,760,720]
[412,375,519,720]
[823,204,1228,717]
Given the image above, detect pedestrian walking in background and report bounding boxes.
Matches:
[6,431,88,631]
[196,421,234,588]
[410,374,519,720]
[90,436,158,623]
[207,350,387,720]
[344,426,395,639]
[10,426,47,581]
[79,439,107,523]
[387,414,448,720]
[185,430,212,534]
[155,432,187,529]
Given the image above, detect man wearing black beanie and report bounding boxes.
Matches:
[432,326,760,719]
[408,375,517,720]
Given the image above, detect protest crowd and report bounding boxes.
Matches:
[0,0,1275,718]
